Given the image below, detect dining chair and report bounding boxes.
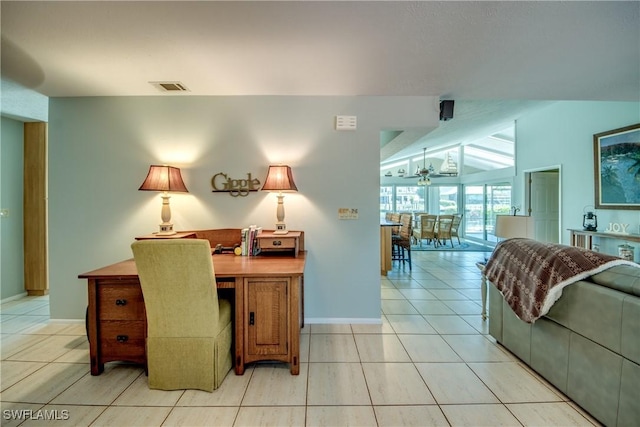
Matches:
[392,213,412,270]
[389,212,401,236]
[131,239,233,392]
[451,213,463,245]
[436,214,455,248]
[412,214,438,247]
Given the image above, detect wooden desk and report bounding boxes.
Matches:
[79,253,305,376]
[134,232,197,240]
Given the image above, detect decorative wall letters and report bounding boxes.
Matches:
[211,172,261,197]
[604,222,630,234]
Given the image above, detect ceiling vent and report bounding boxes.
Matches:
[150,81,190,92]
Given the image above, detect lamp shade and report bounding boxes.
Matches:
[138,165,188,193]
[261,165,298,192]
[495,215,534,239]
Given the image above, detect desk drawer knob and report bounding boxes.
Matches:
[116,335,129,343]
[115,299,127,306]
[272,240,282,246]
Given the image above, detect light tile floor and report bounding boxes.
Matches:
[1,250,602,426]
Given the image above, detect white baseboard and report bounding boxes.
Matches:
[304,317,382,325]
[1,292,28,304]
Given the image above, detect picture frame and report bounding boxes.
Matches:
[593,123,640,210]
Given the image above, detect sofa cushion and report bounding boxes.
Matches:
[530,318,570,393]
[618,359,640,427]
[546,281,624,354]
[588,264,640,297]
[621,296,640,365]
[567,333,623,427]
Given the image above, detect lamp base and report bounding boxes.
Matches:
[157,223,176,236]
[273,222,288,235]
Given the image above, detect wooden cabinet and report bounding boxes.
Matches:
[245,278,289,358]
[244,276,301,374]
[87,279,146,374]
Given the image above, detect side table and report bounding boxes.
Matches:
[476,261,487,320]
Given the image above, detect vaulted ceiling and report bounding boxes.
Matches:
[2,1,638,162]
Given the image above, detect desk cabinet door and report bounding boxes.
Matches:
[245,277,289,357]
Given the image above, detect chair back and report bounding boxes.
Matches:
[437,215,454,237]
[421,215,438,232]
[398,213,412,240]
[451,214,463,235]
[131,239,219,338]
[389,213,401,234]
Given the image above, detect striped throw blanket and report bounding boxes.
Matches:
[485,238,639,323]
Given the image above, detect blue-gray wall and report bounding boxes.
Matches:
[1,116,26,300]
[0,78,48,301]
[516,101,640,256]
[48,96,439,320]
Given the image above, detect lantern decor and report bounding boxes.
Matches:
[583,206,598,232]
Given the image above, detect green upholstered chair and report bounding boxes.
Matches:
[131,239,232,392]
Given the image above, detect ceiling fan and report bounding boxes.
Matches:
[404,148,432,185]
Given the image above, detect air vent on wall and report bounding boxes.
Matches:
[150,81,190,92]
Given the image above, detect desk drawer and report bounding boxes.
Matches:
[98,283,145,320]
[100,320,146,359]
[258,237,296,250]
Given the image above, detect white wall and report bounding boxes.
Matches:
[515,101,640,257]
[48,96,439,320]
[0,116,26,300]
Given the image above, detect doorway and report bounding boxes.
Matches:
[525,167,561,243]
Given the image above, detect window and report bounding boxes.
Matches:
[380,186,393,216]
[432,186,458,215]
[395,186,425,212]
[380,185,459,218]
[463,184,512,243]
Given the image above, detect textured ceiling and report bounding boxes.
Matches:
[2,1,639,160]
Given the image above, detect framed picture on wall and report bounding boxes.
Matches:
[593,123,640,210]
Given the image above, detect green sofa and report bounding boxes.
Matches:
[489,264,640,427]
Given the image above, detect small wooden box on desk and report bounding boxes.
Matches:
[256,231,303,257]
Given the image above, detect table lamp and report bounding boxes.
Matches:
[261,165,298,235]
[495,215,535,240]
[138,165,189,235]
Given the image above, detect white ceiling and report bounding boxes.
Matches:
[2,1,639,161]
